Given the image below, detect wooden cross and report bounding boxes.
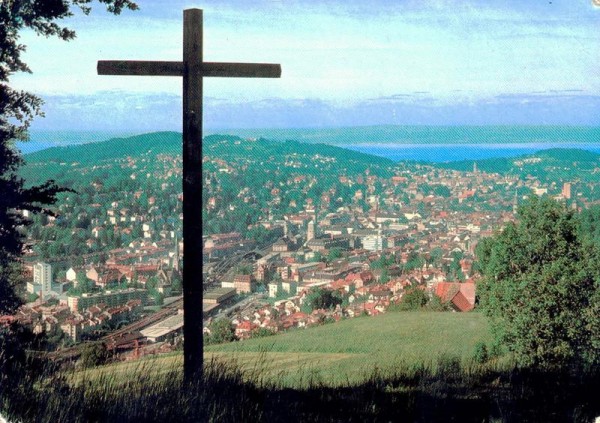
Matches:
[98,8,281,380]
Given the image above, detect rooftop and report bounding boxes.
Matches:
[140,313,184,339]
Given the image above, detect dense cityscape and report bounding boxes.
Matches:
[4,134,598,361]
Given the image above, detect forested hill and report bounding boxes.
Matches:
[437,148,600,175]
[24,131,182,164]
[203,135,393,167]
[20,132,396,188]
[21,131,600,186]
[24,132,393,167]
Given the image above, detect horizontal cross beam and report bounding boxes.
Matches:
[98,60,281,78]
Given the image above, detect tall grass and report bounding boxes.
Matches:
[1,313,598,421]
[2,353,599,422]
[3,357,264,423]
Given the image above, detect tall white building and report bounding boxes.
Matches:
[307,220,315,242]
[33,262,53,294]
[362,234,385,252]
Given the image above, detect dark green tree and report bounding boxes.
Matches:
[395,287,428,311]
[80,342,110,368]
[379,267,390,284]
[477,196,599,368]
[327,247,343,262]
[310,251,322,263]
[0,0,138,314]
[207,318,237,344]
[301,287,342,313]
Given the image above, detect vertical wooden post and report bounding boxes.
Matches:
[182,8,204,381]
[98,8,280,382]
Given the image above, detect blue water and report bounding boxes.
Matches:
[16,130,600,162]
[342,143,600,163]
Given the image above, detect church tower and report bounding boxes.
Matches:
[307,220,315,242]
[174,235,180,271]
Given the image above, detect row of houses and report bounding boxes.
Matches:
[222,276,477,341]
[3,299,143,342]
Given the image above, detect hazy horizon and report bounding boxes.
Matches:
[11,1,600,131]
[22,125,600,158]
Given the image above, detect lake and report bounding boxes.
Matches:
[342,143,600,163]
[17,130,600,163]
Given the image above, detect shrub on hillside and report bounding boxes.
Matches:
[206,318,237,345]
[394,288,428,311]
[80,343,111,368]
[472,342,489,364]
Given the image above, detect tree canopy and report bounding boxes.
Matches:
[476,196,599,369]
[301,287,342,313]
[0,0,138,313]
[206,318,237,345]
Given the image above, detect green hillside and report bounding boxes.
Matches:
[437,147,600,176]
[22,130,599,182]
[204,311,492,386]
[204,135,394,167]
[20,131,395,187]
[75,312,491,388]
[24,131,182,163]
[535,147,600,162]
[24,131,394,167]
[20,131,183,187]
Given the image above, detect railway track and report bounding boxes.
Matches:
[49,297,183,361]
[103,297,183,341]
[49,244,273,361]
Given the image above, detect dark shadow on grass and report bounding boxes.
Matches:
[1,352,599,422]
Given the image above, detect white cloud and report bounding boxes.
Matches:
[10,1,600,129]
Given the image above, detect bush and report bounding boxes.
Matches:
[206,318,237,345]
[396,288,428,311]
[426,294,448,311]
[472,342,489,364]
[80,343,110,368]
[436,354,461,379]
[301,287,342,313]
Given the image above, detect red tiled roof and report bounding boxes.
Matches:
[451,291,474,312]
[435,282,460,303]
[435,281,476,311]
[234,274,252,283]
[236,321,257,331]
[458,281,476,305]
[330,279,350,290]
[289,312,309,321]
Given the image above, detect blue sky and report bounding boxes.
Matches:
[11,0,600,131]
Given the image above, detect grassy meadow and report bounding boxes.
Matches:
[3,311,599,422]
[70,311,493,388]
[205,311,493,386]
